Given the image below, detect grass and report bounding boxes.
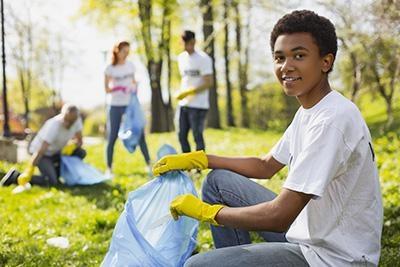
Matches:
[0,121,399,266]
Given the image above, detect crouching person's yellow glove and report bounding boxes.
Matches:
[62,143,77,156]
[152,150,208,176]
[176,87,196,100]
[17,165,35,185]
[170,194,224,226]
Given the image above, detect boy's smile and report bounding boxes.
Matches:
[273,32,333,108]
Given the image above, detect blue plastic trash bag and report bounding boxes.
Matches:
[101,145,198,267]
[60,156,110,186]
[118,93,145,153]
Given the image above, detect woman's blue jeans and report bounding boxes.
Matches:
[106,105,150,168]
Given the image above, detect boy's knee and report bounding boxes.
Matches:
[202,169,232,203]
[184,254,207,267]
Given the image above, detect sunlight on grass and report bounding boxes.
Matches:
[0,126,398,266]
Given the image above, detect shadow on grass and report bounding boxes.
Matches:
[60,182,127,211]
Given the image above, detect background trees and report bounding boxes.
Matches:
[2,0,399,134]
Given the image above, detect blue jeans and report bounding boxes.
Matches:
[106,105,150,168]
[185,169,309,266]
[178,106,208,153]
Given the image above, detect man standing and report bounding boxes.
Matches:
[0,104,86,187]
[176,30,213,153]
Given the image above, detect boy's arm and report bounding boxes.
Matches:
[152,151,285,179]
[216,188,312,232]
[207,153,285,179]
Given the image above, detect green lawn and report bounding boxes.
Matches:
[0,125,399,266]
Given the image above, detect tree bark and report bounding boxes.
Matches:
[234,0,250,127]
[201,0,221,128]
[224,0,235,127]
[138,0,173,132]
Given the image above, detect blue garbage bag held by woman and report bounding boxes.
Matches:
[101,145,198,267]
[118,92,146,153]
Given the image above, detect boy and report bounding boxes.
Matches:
[153,10,383,266]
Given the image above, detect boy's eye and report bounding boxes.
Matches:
[294,54,304,60]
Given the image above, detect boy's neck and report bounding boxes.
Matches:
[298,78,332,109]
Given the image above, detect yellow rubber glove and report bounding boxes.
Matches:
[17,165,35,185]
[170,194,224,226]
[152,150,208,176]
[176,87,197,100]
[62,143,77,156]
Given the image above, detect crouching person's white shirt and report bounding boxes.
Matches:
[271,90,383,267]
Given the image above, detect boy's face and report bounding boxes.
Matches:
[183,39,195,54]
[273,33,333,104]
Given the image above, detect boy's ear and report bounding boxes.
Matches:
[321,54,334,73]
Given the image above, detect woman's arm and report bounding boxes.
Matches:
[104,75,113,93]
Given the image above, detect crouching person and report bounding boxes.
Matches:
[0,104,86,187]
[153,10,383,267]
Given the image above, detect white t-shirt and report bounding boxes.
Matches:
[29,114,83,156]
[271,91,383,267]
[177,50,213,109]
[104,61,136,106]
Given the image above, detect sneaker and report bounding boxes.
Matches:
[104,168,114,179]
[0,168,21,186]
[12,182,32,194]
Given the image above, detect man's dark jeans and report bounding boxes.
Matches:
[32,147,86,186]
[178,106,208,153]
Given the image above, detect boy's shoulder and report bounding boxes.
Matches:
[302,91,365,131]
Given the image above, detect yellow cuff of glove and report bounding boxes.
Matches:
[17,165,35,186]
[170,194,224,226]
[62,143,77,156]
[152,150,208,176]
[176,87,197,100]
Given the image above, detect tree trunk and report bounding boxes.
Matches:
[371,63,394,128]
[350,52,362,102]
[164,18,174,132]
[234,0,250,127]
[138,0,173,132]
[224,0,235,127]
[149,60,171,132]
[201,0,221,128]
[18,70,30,129]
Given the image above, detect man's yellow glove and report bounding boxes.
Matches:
[17,165,35,185]
[170,194,224,226]
[152,150,208,176]
[62,143,77,156]
[176,87,197,100]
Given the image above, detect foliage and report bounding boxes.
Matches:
[247,82,298,131]
[82,108,106,137]
[375,132,400,266]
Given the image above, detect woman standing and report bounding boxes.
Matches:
[104,41,151,177]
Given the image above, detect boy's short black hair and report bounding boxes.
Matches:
[270,10,337,71]
[182,30,196,42]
